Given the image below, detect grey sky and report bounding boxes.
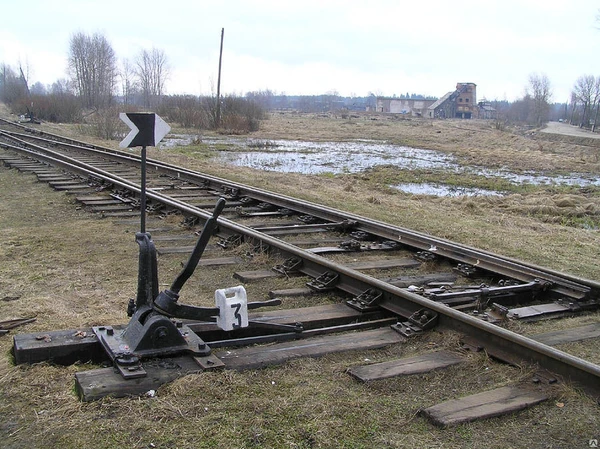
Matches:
[1,0,598,102]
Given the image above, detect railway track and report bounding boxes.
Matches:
[1,117,599,425]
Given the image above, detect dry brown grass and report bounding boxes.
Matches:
[1,110,599,448]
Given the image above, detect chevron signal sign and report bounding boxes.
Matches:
[119,112,171,148]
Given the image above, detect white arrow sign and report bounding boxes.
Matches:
[119,112,171,148]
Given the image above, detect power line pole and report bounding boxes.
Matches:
[216,28,224,128]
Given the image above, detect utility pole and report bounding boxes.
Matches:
[216,28,224,128]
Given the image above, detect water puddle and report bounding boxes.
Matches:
[474,169,599,187]
[214,138,456,174]
[165,135,600,196]
[394,183,502,197]
[160,134,200,148]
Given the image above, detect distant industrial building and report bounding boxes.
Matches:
[477,101,497,120]
[428,83,477,119]
[374,83,496,119]
[374,97,437,116]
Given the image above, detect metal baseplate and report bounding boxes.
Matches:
[391,308,439,338]
[307,271,339,292]
[273,256,303,276]
[454,263,479,277]
[217,234,243,249]
[415,251,437,262]
[93,313,212,379]
[346,288,383,312]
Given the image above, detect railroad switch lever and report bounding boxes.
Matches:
[153,198,227,319]
[150,198,280,321]
[94,198,280,379]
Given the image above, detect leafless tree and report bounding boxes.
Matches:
[507,94,532,123]
[120,58,138,105]
[18,59,31,96]
[50,78,74,96]
[592,78,600,131]
[135,47,169,108]
[0,63,28,104]
[571,75,600,129]
[68,32,117,109]
[30,82,47,96]
[245,89,276,109]
[526,73,552,126]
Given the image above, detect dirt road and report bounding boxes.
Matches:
[541,121,600,139]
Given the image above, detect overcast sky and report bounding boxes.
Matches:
[1,0,598,102]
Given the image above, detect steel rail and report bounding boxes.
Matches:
[4,127,596,300]
[1,129,598,303]
[2,132,600,397]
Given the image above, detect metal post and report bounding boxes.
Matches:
[140,145,147,233]
[216,28,224,128]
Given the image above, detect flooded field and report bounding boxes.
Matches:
[164,135,600,196]
[393,182,502,197]
[211,138,457,174]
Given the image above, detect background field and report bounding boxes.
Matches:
[1,112,599,448]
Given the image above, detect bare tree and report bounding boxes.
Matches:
[571,75,600,129]
[245,89,276,110]
[30,82,47,96]
[572,75,594,126]
[68,32,117,109]
[507,94,532,123]
[592,77,600,132]
[18,59,31,97]
[0,63,28,104]
[527,73,552,126]
[120,58,138,105]
[135,47,169,108]
[50,78,74,96]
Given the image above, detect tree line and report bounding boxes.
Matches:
[496,73,552,127]
[490,73,600,130]
[1,34,599,135]
[569,75,600,131]
[0,31,264,136]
